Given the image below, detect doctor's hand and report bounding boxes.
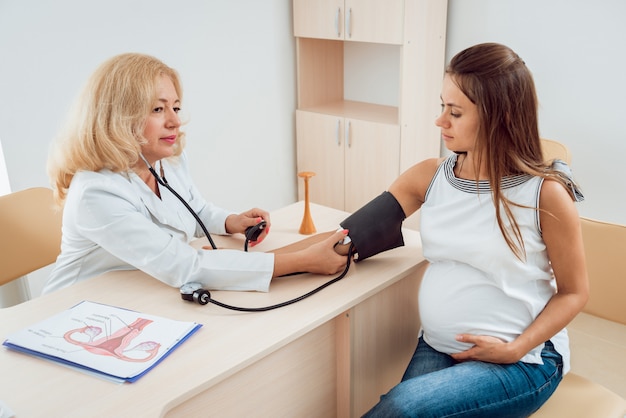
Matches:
[272,229,349,278]
[450,334,523,364]
[301,229,350,275]
[225,208,271,246]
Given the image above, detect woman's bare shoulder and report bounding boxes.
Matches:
[406,157,444,174]
[389,157,445,209]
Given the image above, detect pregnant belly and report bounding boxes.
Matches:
[418,261,533,354]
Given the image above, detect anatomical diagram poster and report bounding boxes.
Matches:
[2,300,201,382]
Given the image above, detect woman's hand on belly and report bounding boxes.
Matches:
[450,334,524,364]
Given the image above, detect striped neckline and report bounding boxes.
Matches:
[444,154,532,194]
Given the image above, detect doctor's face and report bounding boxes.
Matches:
[140,75,181,165]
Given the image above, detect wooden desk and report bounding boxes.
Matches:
[0,202,426,417]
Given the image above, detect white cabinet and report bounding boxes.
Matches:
[294,0,448,228]
[293,0,404,44]
[296,109,400,213]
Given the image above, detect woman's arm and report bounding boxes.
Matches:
[333,157,441,257]
[510,179,589,356]
[388,158,442,217]
[273,229,350,278]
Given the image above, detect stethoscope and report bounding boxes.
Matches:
[139,154,355,312]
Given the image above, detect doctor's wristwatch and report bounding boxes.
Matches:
[180,282,211,305]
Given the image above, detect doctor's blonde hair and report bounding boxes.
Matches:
[47,53,186,205]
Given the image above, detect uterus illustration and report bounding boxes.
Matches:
[64,318,161,362]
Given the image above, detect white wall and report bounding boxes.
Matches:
[0,139,10,196]
[446,0,626,224]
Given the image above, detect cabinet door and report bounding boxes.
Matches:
[296,110,345,210]
[293,0,345,40]
[344,119,400,213]
[294,0,404,44]
[344,0,404,44]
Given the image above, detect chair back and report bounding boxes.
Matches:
[580,217,626,325]
[541,138,572,165]
[0,187,62,286]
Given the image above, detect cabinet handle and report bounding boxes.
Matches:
[346,8,352,38]
[345,120,351,147]
[336,119,341,146]
[335,7,341,38]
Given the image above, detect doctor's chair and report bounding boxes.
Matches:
[0,187,62,305]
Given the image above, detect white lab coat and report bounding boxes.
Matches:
[43,153,274,294]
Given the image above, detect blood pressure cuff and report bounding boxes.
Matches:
[340,191,406,262]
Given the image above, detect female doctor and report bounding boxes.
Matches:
[43,53,348,294]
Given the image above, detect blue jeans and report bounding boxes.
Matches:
[362,337,563,418]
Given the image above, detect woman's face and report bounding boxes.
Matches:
[435,74,480,153]
[140,75,181,165]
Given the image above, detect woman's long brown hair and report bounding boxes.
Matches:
[447,43,575,259]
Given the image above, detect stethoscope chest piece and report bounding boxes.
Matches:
[180,282,211,305]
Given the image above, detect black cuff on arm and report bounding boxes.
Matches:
[339,191,406,262]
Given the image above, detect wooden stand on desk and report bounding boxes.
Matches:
[298,171,317,235]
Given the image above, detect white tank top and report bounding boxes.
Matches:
[419,154,570,371]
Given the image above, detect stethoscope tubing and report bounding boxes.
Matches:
[141,155,354,312]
